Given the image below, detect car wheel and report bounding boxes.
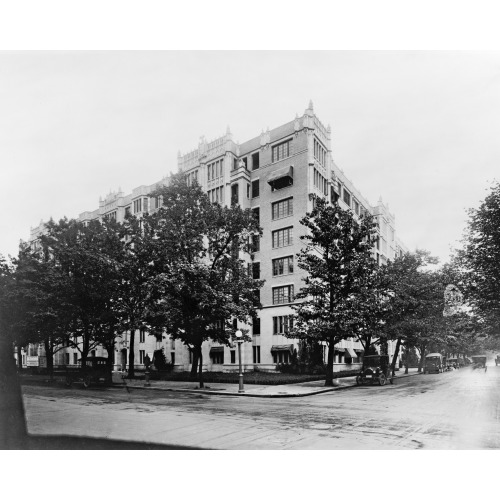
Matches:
[379,374,386,386]
[389,377,394,384]
[356,375,361,386]
[83,375,92,389]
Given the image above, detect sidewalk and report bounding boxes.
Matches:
[113,368,421,398]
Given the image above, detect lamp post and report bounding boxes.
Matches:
[235,330,244,393]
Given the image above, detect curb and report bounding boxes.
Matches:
[112,382,355,398]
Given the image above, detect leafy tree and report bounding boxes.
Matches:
[383,250,441,373]
[145,174,263,388]
[289,196,383,386]
[0,256,28,448]
[39,217,125,373]
[457,181,500,336]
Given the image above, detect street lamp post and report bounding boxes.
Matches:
[235,330,244,393]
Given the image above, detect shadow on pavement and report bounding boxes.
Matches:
[22,434,205,450]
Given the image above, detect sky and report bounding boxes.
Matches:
[1,50,500,265]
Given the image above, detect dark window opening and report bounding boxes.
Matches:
[253,346,261,364]
[253,318,261,336]
[252,152,260,170]
[251,179,260,198]
[231,184,239,206]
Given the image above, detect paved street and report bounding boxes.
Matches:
[21,365,500,449]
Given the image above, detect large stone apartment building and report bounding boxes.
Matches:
[27,102,407,373]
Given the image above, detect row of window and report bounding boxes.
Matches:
[314,138,327,167]
[186,170,198,186]
[209,347,262,365]
[233,139,291,174]
[313,168,328,196]
[207,159,223,182]
[208,186,224,204]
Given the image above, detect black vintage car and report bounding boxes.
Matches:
[471,355,487,372]
[356,354,394,386]
[65,356,112,388]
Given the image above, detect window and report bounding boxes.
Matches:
[353,199,360,216]
[314,169,328,195]
[272,139,292,162]
[105,211,117,221]
[143,198,149,213]
[272,227,293,248]
[65,353,70,365]
[230,350,236,364]
[343,189,351,207]
[140,350,145,364]
[252,207,260,225]
[272,256,294,276]
[207,159,223,182]
[251,234,260,253]
[133,198,142,213]
[273,351,290,364]
[251,179,260,198]
[73,353,78,364]
[253,318,261,336]
[125,206,131,217]
[91,350,96,357]
[331,186,339,204]
[139,329,145,343]
[272,285,294,304]
[272,197,293,220]
[272,315,294,334]
[171,352,175,365]
[231,184,239,206]
[212,352,224,364]
[314,138,327,167]
[253,346,261,364]
[251,152,260,170]
[248,262,260,279]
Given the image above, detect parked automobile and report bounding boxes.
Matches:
[65,356,112,388]
[448,358,460,369]
[356,354,394,386]
[424,353,445,374]
[471,355,487,372]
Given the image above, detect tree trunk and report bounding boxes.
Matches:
[363,337,371,356]
[44,338,54,379]
[390,338,402,376]
[190,348,199,380]
[16,345,23,371]
[105,343,115,375]
[417,346,426,373]
[198,347,204,389]
[325,335,336,386]
[128,327,136,378]
[0,337,28,449]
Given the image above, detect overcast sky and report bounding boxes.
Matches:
[1,50,499,264]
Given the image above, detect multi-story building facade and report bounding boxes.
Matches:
[27,102,407,373]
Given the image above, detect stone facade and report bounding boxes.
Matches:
[28,102,407,373]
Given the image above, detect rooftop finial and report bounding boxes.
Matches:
[309,99,314,110]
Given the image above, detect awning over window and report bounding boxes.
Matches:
[271,344,294,353]
[267,166,293,185]
[210,346,224,354]
[335,347,346,353]
[345,347,357,358]
[355,349,364,355]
